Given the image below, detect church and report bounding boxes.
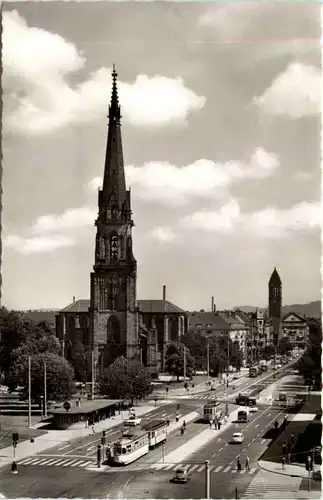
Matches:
[55,67,188,377]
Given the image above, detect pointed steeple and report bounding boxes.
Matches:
[100,65,127,214]
[269,267,282,285]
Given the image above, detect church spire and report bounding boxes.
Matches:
[101,65,127,213]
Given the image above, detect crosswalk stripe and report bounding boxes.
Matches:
[250,467,257,474]
[43,459,58,466]
[162,463,174,470]
[188,464,199,472]
[83,461,95,468]
[28,458,47,465]
[214,466,223,472]
[38,459,54,466]
[239,469,246,474]
[232,469,237,473]
[153,464,165,470]
[19,458,36,465]
[209,465,215,472]
[223,466,231,473]
[70,460,85,467]
[46,459,62,466]
[54,459,70,466]
[197,465,204,472]
[63,460,78,467]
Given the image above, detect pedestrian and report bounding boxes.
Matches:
[281,456,286,470]
[287,452,291,464]
[183,420,186,430]
[245,456,250,471]
[282,443,286,456]
[181,426,184,436]
[92,423,95,435]
[290,433,295,448]
[166,418,170,426]
[237,456,241,471]
[274,420,278,430]
[218,420,222,430]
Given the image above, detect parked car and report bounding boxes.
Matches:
[313,470,322,482]
[171,467,191,483]
[125,415,142,426]
[249,405,258,413]
[231,432,244,444]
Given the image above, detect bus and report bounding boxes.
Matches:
[113,430,149,465]
[237,409,249,423]
[203,401,223,423]
[142,419,167,449]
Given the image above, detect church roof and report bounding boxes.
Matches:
[137,300,185,314]
[269,267,282,285]
[60,300,90,313]
[59,299,185,314]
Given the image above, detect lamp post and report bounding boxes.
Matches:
[28,356,32,428]
[44,361,47,419]
[206,340,210,382]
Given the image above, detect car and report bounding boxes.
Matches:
[125,415,142,426]
[171,467,191,484]
[233,375,239,380]
[231,432,244,444]
[249,405,258,413]
[313,470,322,482]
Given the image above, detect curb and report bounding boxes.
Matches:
[257,460,308,479]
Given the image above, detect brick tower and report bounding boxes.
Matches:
[89,66,138,372]
[268,267,282,346]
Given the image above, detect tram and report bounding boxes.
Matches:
[203,401,223,423]
[113,430,149,465]
[143,419,167,448]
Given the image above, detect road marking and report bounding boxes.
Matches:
[250,467,257,474]
[189,464,199,472]
[261,439,266,444]
[252,438,256,441]
[197,465,205,472]
[58,444,70,451]
[54,459,70,466]
[46,459,62,466]
[224,443,228,447]
[223,466,231,473]
[240,469,246,474]
[219,448,223,452]
[82,461,93,468]
[154,464,165,470]
[163,463,174,470]
[232,469,237,474]
[217,438,222,442]
[242,449,246,452]
[19,458,38,465]
[87,445,96,452]
[44,459,59,466]
[212,452,217,458]
[255,424,259,428]
[268,414,271,417]
[215,466,223,472]
[38,459,55,466]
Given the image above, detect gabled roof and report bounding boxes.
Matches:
[137,300,185,314]
[219,311,248,330]
[60,300,90,313]
[283,311,307,323]
[188,311,231,331]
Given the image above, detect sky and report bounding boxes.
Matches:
[2,1,322,312]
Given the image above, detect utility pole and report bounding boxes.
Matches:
[91,349,95,400]
[204,460,210,500]
[183,345,186,383]
[226,337,230,397]
[44,362,47,419]
[207,340,210,381]
[28,356,32,428]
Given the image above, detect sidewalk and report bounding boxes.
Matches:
[156,406,239,464]
[0,404,156,468]
[258,459,317,479]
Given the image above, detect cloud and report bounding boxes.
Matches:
[3,11,205,135]
[4,235,74,254]
[181,199,241,233]
[254,63,321,119]
[88,148,280,206]
[4,206,96,254]
[150,226,176,243]
[181,200,321,239]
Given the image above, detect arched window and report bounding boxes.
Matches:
[107,316,121,344]
[110,233,118,263]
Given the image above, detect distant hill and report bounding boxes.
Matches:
[235,301,321,319]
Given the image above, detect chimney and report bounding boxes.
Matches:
[211,296,214,312]
[73,296,76,303]
[163,285,166,302]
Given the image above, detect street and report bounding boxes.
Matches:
[0,370,291,499]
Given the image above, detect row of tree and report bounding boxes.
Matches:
[295,318,322,390]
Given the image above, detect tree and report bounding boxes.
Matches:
[277,337,293,355]
[68,342,89,382]
[262,345,275,360]
[7,352,75,402]
[98,356,152,401]
[296,318,322,390]
[230,341,243,371]
[165,342,195,380]
[181,331,207,371]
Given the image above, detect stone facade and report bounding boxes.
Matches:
[282,312,309,348]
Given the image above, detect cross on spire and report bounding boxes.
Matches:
[109,64,121,122]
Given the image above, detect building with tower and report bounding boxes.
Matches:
[268,267,282,346]
[55,67,187,379]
